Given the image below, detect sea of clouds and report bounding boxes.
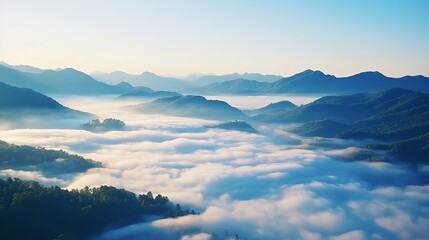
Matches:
[0,96,428,240]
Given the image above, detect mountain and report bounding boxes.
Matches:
[0,139,101,175]
[190,73,283,86]
[0,81,92,125]
[205,120,258,133]
[254,88,429,162]
[244,100,297,116]
[92,71,192,91]
[134,95,247,120]
[185,78,269,95]
[255,88,429,126]
[184,70,429,95]
[0,65,133,95]
[389,132,429,162]
[263,70,429,94]
[117,87,183,100]
[291,120,351,138]
[0,61,44,73]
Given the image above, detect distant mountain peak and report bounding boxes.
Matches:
[358,71,385,77]
[140,71,158,77]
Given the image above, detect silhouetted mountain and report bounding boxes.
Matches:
[244,100,297,116]
[135,95,247,120]
[92,71,192,91]
[0,139,101,175]
[255,88,429,162]
[185,78,269,95]
[184,70,429,95]
[191,73,283,86]
[205,120,258,133]
[0,81,91,125]
[0,65,133,95]
[118,87,183,100]
[263,70,429,94]
[0,61,44,73]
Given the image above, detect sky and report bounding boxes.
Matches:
[1,0,429,77]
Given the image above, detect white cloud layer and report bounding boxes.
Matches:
[1,96,428,240]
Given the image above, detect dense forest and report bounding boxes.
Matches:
[81,118,126,132]
[205,120,258,133]
[0,178,193,240]
[0,140,101,175]
[255,88,429,163]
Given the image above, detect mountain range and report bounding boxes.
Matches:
[3,62,428,95]
[0,64,133,95]
[254,88,429,162]
[188,70,429,95]
[117,87,183,100]
[91,71,192,92]
[184,78,269,95]
[92,71,283,91]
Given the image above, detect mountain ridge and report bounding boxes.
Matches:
[0,65,133,95]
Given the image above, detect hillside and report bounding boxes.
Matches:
[185,78,269,95]
[117,87,183,100]
[0,178,192,240]
[244,100,297,116]
[0,65,133,95]
[135,95,247,120]
[291,120,351,138]
[0,140,101,175]
[205,120,258,133]
[254,88,429,163]
[0,81,90,121]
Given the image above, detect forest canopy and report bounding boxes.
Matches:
[0,178,194,240]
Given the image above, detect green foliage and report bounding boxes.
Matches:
[136,95,247,121]
[390,133,429,162]
[292,120,350,138]
[205,120,258,133]
[81,118,126,132]
[0,140,101,174]
[255,88,429,162]
[0,178,193,240]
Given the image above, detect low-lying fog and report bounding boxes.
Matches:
[1,96,428,240]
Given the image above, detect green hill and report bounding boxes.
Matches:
[0,140,101,175]
[135,95,247,120]
[0,178,191,239]
[205,120,258,133]
[255,88,429,163]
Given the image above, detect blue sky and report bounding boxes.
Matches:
[1,0,428,76]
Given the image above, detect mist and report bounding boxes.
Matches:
[0,95,427,240]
